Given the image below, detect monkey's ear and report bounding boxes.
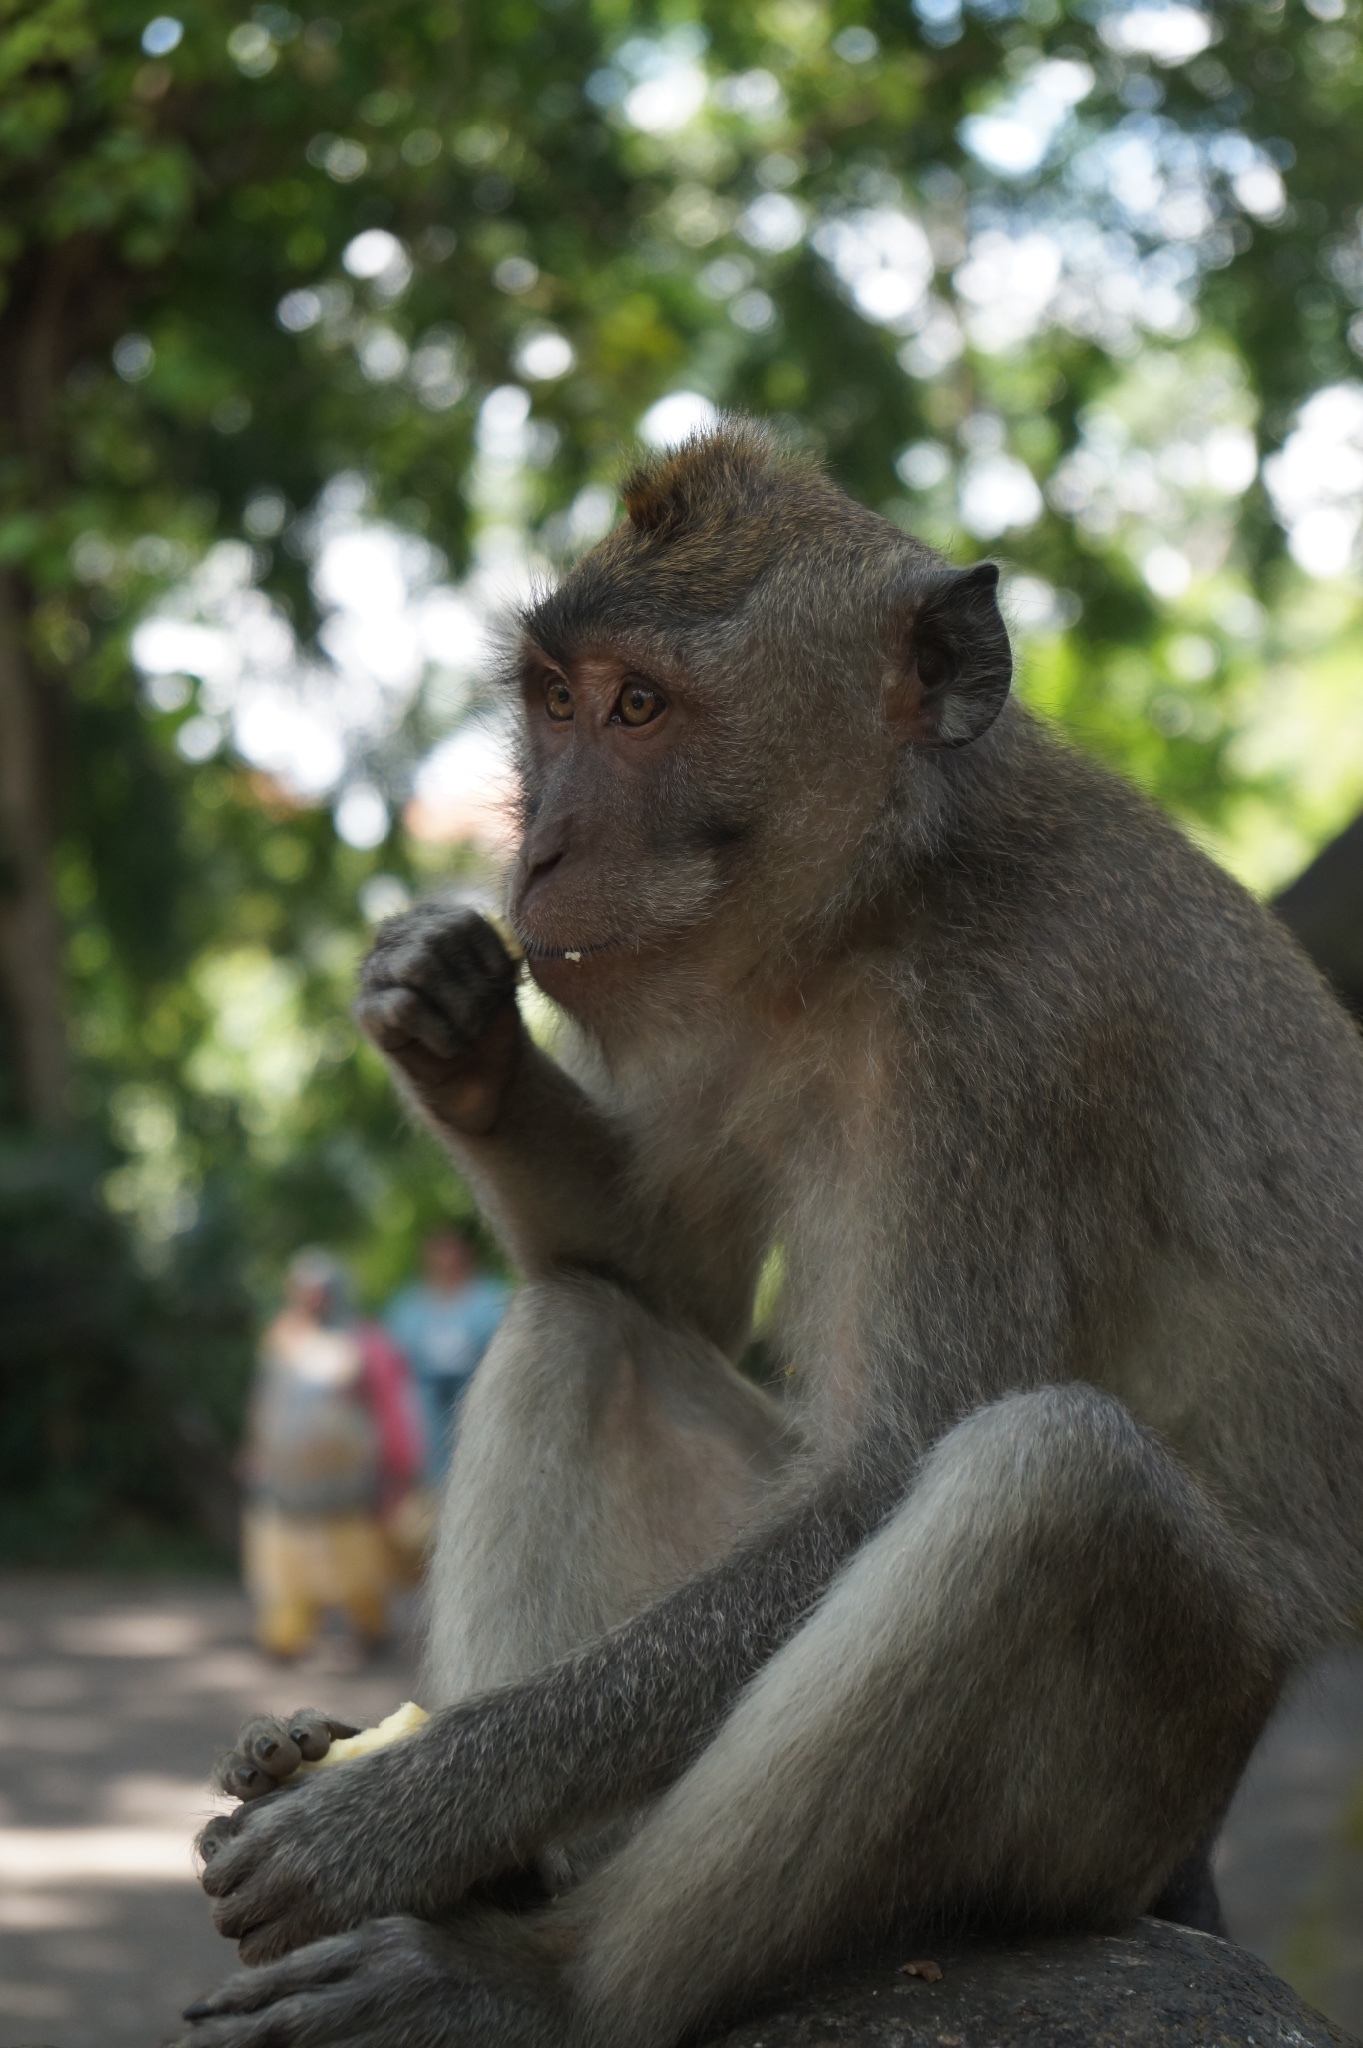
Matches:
[891,561,1013,749]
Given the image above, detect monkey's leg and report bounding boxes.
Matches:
[565,1384,1289,2048]
[424,1273,798,1707]
[1148,1834,1226,1935]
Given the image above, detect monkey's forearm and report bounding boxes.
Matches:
[309,1477,884,1928]
[406,1036,636,1276]
[444,1495,867,1836]
[408,1039,757,1350]
[199,1481,881,1956]
[361,910,760,1345]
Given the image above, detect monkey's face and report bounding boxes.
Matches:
[506,423,1015,1015]
[508,635,759,1006]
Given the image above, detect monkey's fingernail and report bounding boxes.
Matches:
[182,1999,212,2019]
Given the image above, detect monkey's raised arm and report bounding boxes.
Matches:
[355,905,763,1350]
[416,1028,638,1283]
[199,1468,883,1964]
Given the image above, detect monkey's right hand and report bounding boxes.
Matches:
[354,905,523,1135]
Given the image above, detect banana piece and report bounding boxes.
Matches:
[486,912,525,963]
[294,1700,429,1774]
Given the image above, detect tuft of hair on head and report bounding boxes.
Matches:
[523,413,893,645]
[618,416,821,543]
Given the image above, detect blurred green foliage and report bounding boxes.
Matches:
[1,0,1361,1557]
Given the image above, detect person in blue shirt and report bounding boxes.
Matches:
[383,1229,510,1486]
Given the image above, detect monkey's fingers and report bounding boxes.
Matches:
[198,1832,261,1901]
[196,1813,238,1866]
[429,908,521,987]
[217,1880,321,1960]
[176,1992,317,2045]
[353,983,461,1060]
[211,1708,359,1806]
[238,1715,303,1783]
[286,1708,360,1763]
[213,1721,298,1803]
[364,945,516,1050]
[183,1931,359,2021]
[213,1752,282,1804]
[198,1783,294,1870]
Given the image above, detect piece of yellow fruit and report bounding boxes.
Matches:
[295,1700,429,1774]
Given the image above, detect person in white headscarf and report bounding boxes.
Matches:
[240,1249,424,1658]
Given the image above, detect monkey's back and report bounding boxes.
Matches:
[870,707,1363,1623]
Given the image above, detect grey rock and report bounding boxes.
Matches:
[704,1917,1358,2047]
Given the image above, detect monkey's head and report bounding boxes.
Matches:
[509,417,1012,1013]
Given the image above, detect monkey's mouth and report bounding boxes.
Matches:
[516,934,626,965]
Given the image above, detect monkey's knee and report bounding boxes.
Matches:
[422,1275,793,1891]
[426,1275,790,1702]
[929,1381,1143,1485]
[453,1274,650,1455]
[452,1272,790,1492]
[924,1384,1284,1683]
[445,1276,667,1519]
[910,1386,1284,1918]
[923,1384,1240,1568]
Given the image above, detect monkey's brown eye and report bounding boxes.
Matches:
[545,678,573,722]
[616,681,664,727]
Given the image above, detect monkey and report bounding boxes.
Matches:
[177,419,1363,2048]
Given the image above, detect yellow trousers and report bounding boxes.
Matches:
[243,1505,394,1656]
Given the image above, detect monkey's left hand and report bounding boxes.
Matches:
[173,1916,568,2048]
[197,1731,493,1963]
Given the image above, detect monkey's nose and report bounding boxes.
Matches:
[523,838,568,895]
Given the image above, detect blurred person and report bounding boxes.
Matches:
[384,1228,510,1487]
[241,1248,424,1658]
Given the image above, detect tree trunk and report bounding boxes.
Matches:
[0,569,70,1127]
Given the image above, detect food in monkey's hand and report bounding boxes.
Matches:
[485,912,525,963]
[213,1703,428,1803]
[293,1699,429,1776]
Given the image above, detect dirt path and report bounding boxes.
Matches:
[1,1575,1361,2047]
[0,1575,418,2048]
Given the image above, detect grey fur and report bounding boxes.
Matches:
[182,420,1363,2048]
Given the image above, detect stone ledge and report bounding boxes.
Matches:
[704,1916,1357,2047]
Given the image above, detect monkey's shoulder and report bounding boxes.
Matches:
[926,716,1359,1072]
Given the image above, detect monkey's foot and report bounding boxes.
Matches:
[173,1916,564,2048]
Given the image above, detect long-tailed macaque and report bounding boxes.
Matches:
[179,421,1363,2048]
